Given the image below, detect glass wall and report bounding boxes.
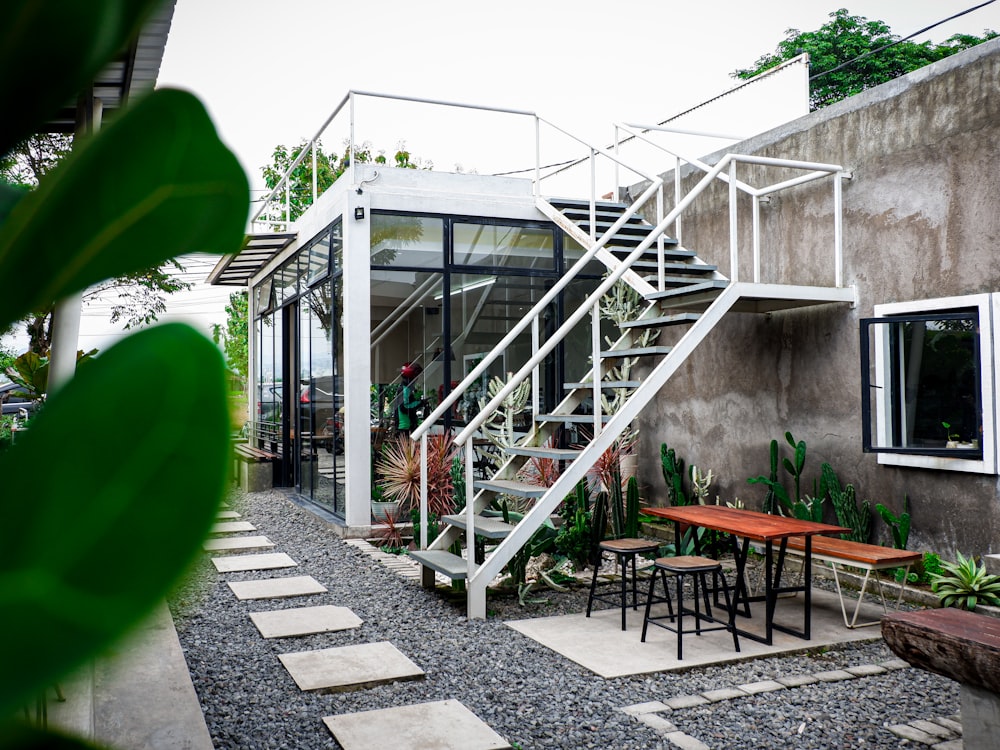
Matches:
[370,212,602,473]
[253,219,344,515]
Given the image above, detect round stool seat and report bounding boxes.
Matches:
[600,538,660,554]
[655,555,721,573]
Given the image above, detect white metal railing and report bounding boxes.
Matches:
[251,91,537,231]
[615,122,846,286]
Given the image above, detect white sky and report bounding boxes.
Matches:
[5,0,999,358]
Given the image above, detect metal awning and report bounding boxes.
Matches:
[41,0,176,133]
[207,233,297,287]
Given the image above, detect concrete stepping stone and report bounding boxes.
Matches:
[323,699,510,749]
[249,605,362,638]
[210,521,256,534]
[212,552,297,573]
[278,642,424,692]
[228,575,327,601]
[203,535,274,552]
[216,510,241,520]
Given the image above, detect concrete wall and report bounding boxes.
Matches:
[633,39,1000,558]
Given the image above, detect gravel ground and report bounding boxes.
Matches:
[170,488,959,750]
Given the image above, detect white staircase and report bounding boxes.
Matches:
[409,125,855,619]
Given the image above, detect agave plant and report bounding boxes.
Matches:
[930,551,1000,611]
[376,434,457,516]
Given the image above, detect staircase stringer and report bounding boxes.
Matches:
[465,283,743,619]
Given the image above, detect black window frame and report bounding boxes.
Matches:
[860,309,983,459]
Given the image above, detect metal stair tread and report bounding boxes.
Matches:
[536,413,612,424]
[473,478,548,498]
[646,279,730,300]
[620,312,701,329]
[601,345,673,358]
[407,549,470,579]
[564,380,640,389]
[441,514,516,539]
[505,446,582,460]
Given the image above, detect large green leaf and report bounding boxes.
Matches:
[0,323,230,717]
[0,88,249,329]
[0,722,100,750]
[0,0,160,155]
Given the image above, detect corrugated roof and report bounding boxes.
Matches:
[207,233,298,287]
[42,0,176,133]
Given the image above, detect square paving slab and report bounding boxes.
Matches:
[324,700,510,750]
[216,510,241,519]
[203,535,274,552]
[249,605,362,638]
[506,587,882,678]
[278,642,424,692]
[212,552,297,573]
[210,521,256,534]
[228,575,327,601]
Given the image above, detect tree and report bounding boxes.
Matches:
[260,139,428,223]
[2,132,191,357]
[733,8,998,110]
[223,290,248,388]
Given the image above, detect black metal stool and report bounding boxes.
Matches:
[587,538,662,630]
[641,555,740,659]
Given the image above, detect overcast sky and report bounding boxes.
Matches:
[5,1,999,358]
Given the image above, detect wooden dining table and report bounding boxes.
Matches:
[644,505,849,645]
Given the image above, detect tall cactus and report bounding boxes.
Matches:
[625,475,640,538]
[660,442,687,506]
[822,462,871,543]
[876,494,911,550]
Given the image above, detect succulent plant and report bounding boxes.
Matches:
[930,552,1000,611]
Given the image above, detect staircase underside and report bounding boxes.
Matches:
[655,282,856,314]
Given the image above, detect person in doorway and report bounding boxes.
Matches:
[397,362,423,432]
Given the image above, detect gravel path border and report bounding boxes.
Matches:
[170,488,959,749]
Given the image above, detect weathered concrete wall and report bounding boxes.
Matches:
[634,39,1000,558]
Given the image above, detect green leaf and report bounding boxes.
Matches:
[0,324,230,717]
[0,721,101,749]
[0,88,249,329]
[0,0,160,155]
[0,183,27,225]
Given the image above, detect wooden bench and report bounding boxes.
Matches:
[783,535,921,628]
[233,443,279,492]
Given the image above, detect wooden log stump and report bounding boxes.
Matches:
[882,608,1000,694]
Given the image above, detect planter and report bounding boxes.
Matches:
[619,452,638,480]
[371,500,400,522]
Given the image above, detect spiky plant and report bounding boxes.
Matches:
[930,552,1000,611]
[376,434,457,516]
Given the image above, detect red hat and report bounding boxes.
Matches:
[400,362,422,379]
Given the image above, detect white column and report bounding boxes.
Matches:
[340,178,371,529]
[49,96,103,393]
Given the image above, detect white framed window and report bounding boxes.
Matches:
[860,293,998,474]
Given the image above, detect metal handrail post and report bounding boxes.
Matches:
[657,186,665,291]
[466,439,475,579]
[284,182,290,226]
[420,433,428,549]
[729,160,739,283]
[349,92,356,187]
[674,156,682,246]
[312,143,318,205]
[590,150,597,242]
[534,116,540,199]
[834,172,844,287]
[613,125,620,203]
[753,195,761,283]
[531,316,540,422]
[591,305,602,438]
